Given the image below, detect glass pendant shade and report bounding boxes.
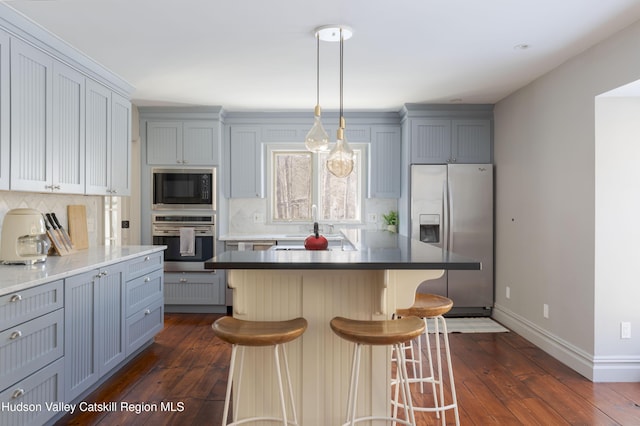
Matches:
[305,105,329,152]
[326,127,354,178]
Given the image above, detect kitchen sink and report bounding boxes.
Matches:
[270,245,332,251]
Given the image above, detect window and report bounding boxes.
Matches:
[268,144,364,223]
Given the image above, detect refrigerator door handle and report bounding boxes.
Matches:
[443,179,450,252]
[448,179,454,253]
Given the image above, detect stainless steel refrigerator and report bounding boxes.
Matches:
[411,164,493,316]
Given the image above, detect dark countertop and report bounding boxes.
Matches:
[205,230,480,270]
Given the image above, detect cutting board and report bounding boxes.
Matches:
[67,205,89,250]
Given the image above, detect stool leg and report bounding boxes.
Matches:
[423,318,440,418]
[395,342,417,426]
[222,344,238,426]
[280,343,298,425]
[272,344,288,426]
[345,343,362,425]
[439,316,460,426]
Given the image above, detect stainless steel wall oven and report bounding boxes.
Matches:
[152,214,215,272]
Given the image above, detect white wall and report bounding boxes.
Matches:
[493,19,640,381]
[594,97,640,377]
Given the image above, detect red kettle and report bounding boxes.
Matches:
[304,222,328,250]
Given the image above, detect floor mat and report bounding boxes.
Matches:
[426,317,509,333]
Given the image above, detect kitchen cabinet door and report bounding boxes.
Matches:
[451,119,491,163]
[146,121,182,165]
[410,118,491,164]
[369,125,401,198]
[146,120,218,166]
[85,80,131,195]
[52,61,85,194]
[64,269,99,401]
[9,38,54,192]
[110,92,132,196]
[230,126,262,198]
[85,79,111,195]
[0,30,8,191]
[64,263,126,401]
[410,119,451,164]
[182,121,218,165]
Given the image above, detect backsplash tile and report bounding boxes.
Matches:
[0,191,102,247]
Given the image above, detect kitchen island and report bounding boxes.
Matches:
[206,230,480,425]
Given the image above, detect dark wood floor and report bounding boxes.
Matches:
[55,313,640,425]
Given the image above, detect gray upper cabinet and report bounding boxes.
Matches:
[0,29,8,191]
[85,80,111,195]
[52,62,86,194]
[111,92,132,195]
[410,118,491,164]
[9,38,54,193]
[85,80,131,196]
[369,125,401,198]
[230,126,263,198]
[146,120,219,166]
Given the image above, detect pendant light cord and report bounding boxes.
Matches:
[339,27,344,127]
[316,33,320,107]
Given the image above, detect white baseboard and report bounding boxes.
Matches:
[492,304,640,382]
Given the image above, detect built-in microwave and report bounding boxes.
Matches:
[152,168,216,210]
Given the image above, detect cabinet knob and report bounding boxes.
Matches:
[11,389,25,399]
[144,256,150,261]
[9,331,22,340]
[9,294,22,303]
[144,309,151,315]
[144,277,151,283]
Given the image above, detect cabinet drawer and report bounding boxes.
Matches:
[125,298,163,356]
[126,269,163,317]
[0,357,64,426]
[164,272,223,305]
[0,280,63,331]
[125,251,164,281]
[0,309,64,390]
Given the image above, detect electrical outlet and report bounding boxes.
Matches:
[621,322,631,339]
[506,286,511,299]
[543,304,549,319]
[253,213,264,223]
[367,213,377,223]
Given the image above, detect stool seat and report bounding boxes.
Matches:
[330,316,425,346]
[395,293,453,318]
[212,316,307,347]
[212,316,308,425]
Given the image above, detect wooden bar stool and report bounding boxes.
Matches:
[212,316,308,426]
[392,293,459,426]
[330,316,426,426]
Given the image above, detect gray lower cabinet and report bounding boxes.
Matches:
[124,258,164,356]
[0,280,64,426]
[164,272,224,305]
[0,358,64,426]
[64,263,126,401]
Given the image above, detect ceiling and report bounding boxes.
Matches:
[5,0,640,111]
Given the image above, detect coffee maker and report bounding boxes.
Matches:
[0,208,49,264]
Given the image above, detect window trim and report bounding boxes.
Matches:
[266,142,366,224]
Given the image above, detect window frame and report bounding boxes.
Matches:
[266,142,366,224]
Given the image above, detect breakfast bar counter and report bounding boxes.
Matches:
[205,230,480,425]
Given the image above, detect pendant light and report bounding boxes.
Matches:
[326,26,354,178]
[305,33,329,152]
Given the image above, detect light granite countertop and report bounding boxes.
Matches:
[0,245,165,296]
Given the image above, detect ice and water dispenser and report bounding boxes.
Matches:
[419,214,440,243]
